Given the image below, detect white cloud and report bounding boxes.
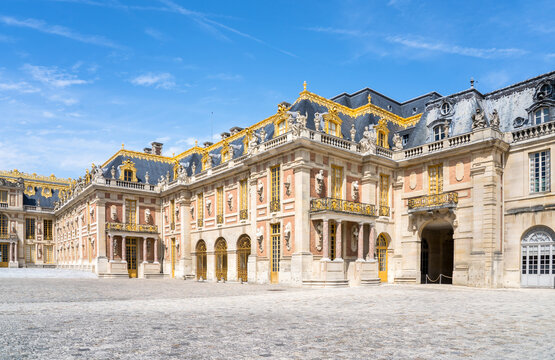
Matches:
[207,73,243,81]
[48,94,79,105]
[22,64,89,88]
[144,28,167,41]
[42,111,55,118]
[0,81,40,93]
[0,15,121,48]
[129,72,175,89]
[386,35,528,59]
[0,34,15,42]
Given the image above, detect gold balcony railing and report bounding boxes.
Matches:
[310,198,378,217]
[239,209,248,220]
[379,205,390,217]
[270,199,280,213]
[407,192,458,212]
[105,222,158,233]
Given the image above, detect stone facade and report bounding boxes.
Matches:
[1,71,554,288]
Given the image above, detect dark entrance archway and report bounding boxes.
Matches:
[420,220,454,284]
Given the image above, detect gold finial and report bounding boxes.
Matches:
[303,80,307,91]
[367,94,372,103]
[195,140,198,147]
[172,152,175,157]
[121,143,124,149]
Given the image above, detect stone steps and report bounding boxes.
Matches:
[302,279,349,288]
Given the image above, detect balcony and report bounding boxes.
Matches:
[310,198,377,217]
[105,222,158,234]
[407,192,458,213]
[511,121,555,143]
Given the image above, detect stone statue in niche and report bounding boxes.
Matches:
[90,238,95,249]
[110,205,118,222]
[490,109,500,130]
[351,226,359,253]
[284,175,291,196]
[314,112,326,132]
[315,222,323,251]
[145,208,151,224]
[89,207,95,221]
[350,124,356,141]
[392,132,403,151]
[352,181,359,202]
[257,180,264,202]
[256,227,264,253]
[206,199,212,216]
[315,170,325,196]
[472,108,487,130]
[227,193,233,211]
[190,205,195,219]
[284,222,292,251]
[110,166,116,179]
[359,125,376,154]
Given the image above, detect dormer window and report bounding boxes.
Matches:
[433,125,446,141]
[276,120,287,136]
[221,149,230,163]
[327,120,340,136]
[378,131,387,147]
[534,108,549,125]
[441,102,451,115]
[402,134,409,146]
[124,170,133,182]
[323,107,343,137]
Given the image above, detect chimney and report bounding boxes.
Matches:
[220,132,230,140]
[203,141,213,148]
[151,142,163,155]
[229,126,243,135]
[143,147,152,154]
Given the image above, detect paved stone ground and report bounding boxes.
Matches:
[0,268,97,279]
[0,278,553,360]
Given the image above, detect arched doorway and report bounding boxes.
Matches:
[376,233,389,283]
[420,220,454,284]
[237,236,251,282]
[214,238,228,281]
[521,226,555,287]
[196,240,207,280]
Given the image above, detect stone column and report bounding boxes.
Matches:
[322,219,329,261]
[154,238,159,263]
[335,221,342,261]
[10,243,13,262]
[14,241,18,262]
[357,222,364,260]
[143,237,148,263]
[368,224,376,260]
[109,235,114,261]
[122,236,126,261]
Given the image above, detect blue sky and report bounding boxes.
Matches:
[0,0,553,179]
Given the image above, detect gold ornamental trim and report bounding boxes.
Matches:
[407,192,458,211]
[105,222,158,234]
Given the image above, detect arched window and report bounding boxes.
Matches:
[521,226,555,287]
[0,214,7,236]
[534,108,549,125]
[433,125,446,141]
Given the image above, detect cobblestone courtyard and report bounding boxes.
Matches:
[0,275,553,359]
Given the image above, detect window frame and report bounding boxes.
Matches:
[331,165,343,199]
[25,218,35,239]
[529,150,551,193]
[534,107,550,125]
[433,125,446,141]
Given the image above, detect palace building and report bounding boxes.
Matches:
[1,71,554,288]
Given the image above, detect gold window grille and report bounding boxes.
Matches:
[44,219,53,240]
[125,200,137,224]
[330,222,336,260]
[376,234,388,271]
[0,190,7,204]
[270,166,280,212]
[215,238,228,281]
[380,174,389,206]
[25,218,35,239]
[45,245,54,264]
[331,166,343,199]
[196,240,207,280]
[271,224,281,273]
[428,164,443,194]
[237,236,250,282]
[0,214,7,237]
[197,193,203,227]
[216,187,223,224]
[239,179,248,220]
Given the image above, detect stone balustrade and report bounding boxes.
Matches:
[511,121,555,143]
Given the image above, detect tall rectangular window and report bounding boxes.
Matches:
[240,180,248,220]
[216,187,223,224]
[170,199,175,229]
[428,164,443,194]
[197,193,203,227]
[44,219,53,240]
[271,223,281,273]
[0,190,7,204]
[125,200,137,224]
[25,218,35,239]
[270,166,280,212]
[380,174,389,206]
[331,166,343,199]
[530,150,550,193]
